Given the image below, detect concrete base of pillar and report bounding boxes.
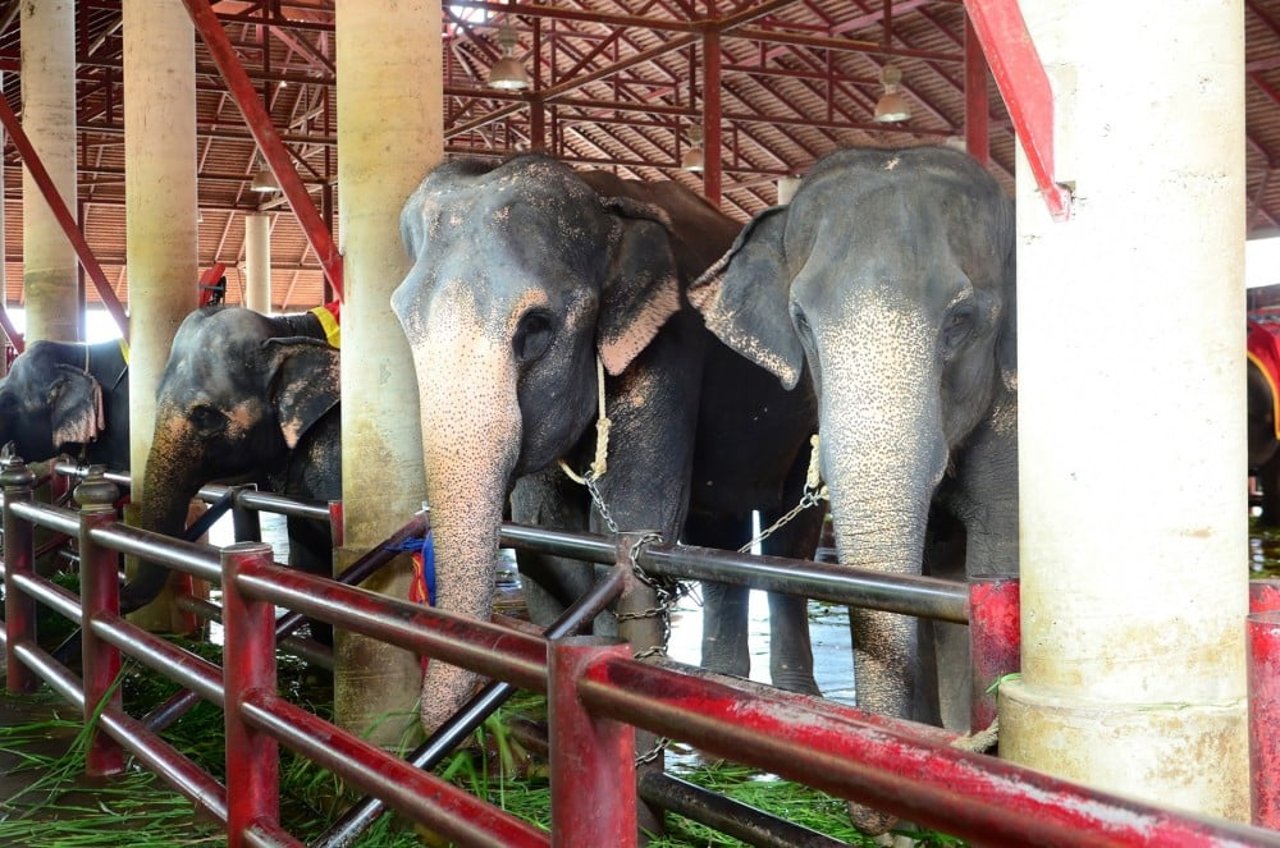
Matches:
[1000,678,1249,822]
[333,546,423,747]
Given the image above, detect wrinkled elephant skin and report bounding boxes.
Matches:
[690,146,1017,814]
[0,340,130,471]
[393,154,824,735]
[122,306,341,624]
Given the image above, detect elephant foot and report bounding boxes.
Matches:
[848,800,899,838]
[772,671,821,696]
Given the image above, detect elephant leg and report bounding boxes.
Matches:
[287,514,335,646]
[683,511,753,680]
[510,467,605,631]
[1263,451,1280,527]
[757,501,823,695]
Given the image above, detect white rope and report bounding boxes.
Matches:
[557,355,611,484]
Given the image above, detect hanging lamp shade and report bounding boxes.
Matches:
[488,24,531,91]
[873,64,912,123]
[682,126,705,173]
[250,162,279,193]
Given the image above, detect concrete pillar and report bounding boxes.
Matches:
[999,0,1249,820]
[122,0,198,630]
[244,213,271,313]
[335,0,441,744]
[21,0,77,343]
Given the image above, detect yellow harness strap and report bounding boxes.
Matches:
[309,304,342,348]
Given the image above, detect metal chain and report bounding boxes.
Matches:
[737,484,829,554]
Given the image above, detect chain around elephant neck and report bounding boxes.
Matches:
[737,434,829,554]
[557,356,611,485]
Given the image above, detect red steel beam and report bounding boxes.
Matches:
[964,15,990,166]
[963,0,1071,221]
[703,28,723,206]
[0,96,129,340]
[180,0,343,299]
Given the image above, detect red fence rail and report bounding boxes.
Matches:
[3,458,1279,846]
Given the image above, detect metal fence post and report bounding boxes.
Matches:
[230,485,263,543]
[2,454,37,692]
[77,466,124,777]
[1253,578,1280,615]
[222,541,281,847]
[549,636,636,848]
[969,575,1020,733]
[1251,610,1280,828]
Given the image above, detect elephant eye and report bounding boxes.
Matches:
[190,404,225,433]
[513,309,555,364]
[941,305,975,358]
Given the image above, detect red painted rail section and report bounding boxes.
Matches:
[1250,578,1280,828]
[969,574,1019,731]
[4,458,1279,846]
[963,0,1072,221]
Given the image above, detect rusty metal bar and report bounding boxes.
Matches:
[1252,609,1280,828]
[0,97,129,339]
[222,542,288,848]
[968,575,1019,732]
[579,655,1280,847]
[3,457,38,692]
[550,637,636,848]
[180,0,343,297]
[964,14,990,166]
[702,28,722,206]
[77,469,125,778]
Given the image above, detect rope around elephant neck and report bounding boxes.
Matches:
[737,434,829,554]
[557,355,611,485]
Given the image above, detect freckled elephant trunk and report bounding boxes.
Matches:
[816,310,947,726]
[410,337,522,736]
[121,414,203,613]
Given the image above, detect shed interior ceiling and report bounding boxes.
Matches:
[0,0,1276,313]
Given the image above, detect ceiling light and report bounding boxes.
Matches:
[488,23,531,91]
[250,160,279,194]
[682,125,705,173]
[874,64,912,123]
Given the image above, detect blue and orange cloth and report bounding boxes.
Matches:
[391,531,435,671]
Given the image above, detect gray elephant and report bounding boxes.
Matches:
[392,154,824,734]
[120,305,341,627]
[690,146,1017,742]
[0,339,131,471]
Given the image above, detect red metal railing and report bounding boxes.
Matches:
[3,458,1278,846]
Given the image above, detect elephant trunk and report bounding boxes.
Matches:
[410,327,522,736]
[121,413,204,613]
[816,294,947,724]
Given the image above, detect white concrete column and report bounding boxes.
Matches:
[21,0,77,342]
[1000,0,1249,820]
[122,0,198,630]
[336,0,441,743]
[244,213,271,313]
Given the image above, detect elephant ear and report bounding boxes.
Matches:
[993,215,1017,394]
[49,364,105,447]
[265,338,341,450]
[687,206,806,390]
[596,197,683,376]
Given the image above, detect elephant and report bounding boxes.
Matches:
[1248,319,1280,524]
[689,146,1017,751]
[0,339,131,471]
[391,154,824,735]
[119,305,341,626]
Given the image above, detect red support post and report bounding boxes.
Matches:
[180,0,343,299]
[1253,578,1280,614]
[76,467,125,778]
[1250,610,1280,828]
[222,542,282,848]
[963,15,990,167]
[549,637,637,848]
[328,500,344,549]
[969,575,1019,733]
[2,456,37,692]
[0,97,130,339]
[962,0,1071,221]
[702,28,722,207]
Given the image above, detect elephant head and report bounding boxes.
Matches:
[0,340,130,470]
[122,306,339,611]
[392,154,695,732]
[690,146,1016,729]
